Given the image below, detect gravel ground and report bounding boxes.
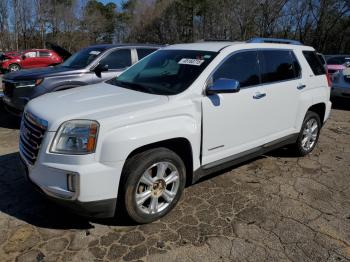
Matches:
[0,98,350,262]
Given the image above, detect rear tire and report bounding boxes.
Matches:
[8,63,21,72]
[120,148,186,224]
[293,111,321,156]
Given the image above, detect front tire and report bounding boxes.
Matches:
[121,148,186,224]
[8,63,21,72]
[294,111,321,156]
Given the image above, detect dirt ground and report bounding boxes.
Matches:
[0,98,350,262]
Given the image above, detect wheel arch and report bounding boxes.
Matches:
[307,103,326,125]
[123,137,194,186]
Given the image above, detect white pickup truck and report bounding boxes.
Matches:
[19,38,332,223]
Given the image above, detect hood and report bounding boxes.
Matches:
[46,42,71,60]
[26,82,169,131]
[4,66,79,81]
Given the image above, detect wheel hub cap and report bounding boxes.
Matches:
[152,179,166,197]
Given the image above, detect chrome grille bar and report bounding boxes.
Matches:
[19,111,47,166]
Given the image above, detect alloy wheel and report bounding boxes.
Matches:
[135,161,180,215]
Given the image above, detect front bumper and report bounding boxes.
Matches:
[19,131,124,218]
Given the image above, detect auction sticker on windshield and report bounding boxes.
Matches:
[178,58,205,66]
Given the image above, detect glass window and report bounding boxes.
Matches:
[100,49,132,69]
[260,50,296,83]
[39,51,51,57]
[213,51,259,88]
[107,50,217,95]
[25,52,37,58]
[302,51,326,75]
[137,48,157,60]
[60,47,106,69]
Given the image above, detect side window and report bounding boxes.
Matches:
[213,51,260,88]
[302,51,326,75]
[25,51,37,58]
[39,51,51,57]
[137,48,157,60]
[100,49,132,70]
[259,50,296,84]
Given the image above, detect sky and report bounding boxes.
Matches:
[97,0,124,7]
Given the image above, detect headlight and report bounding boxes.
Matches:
[16,79,43,88]
[50,120,99,154]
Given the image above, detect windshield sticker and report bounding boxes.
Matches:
[178,58,205,66]
[89,51,101,55]
[204,55,212,59]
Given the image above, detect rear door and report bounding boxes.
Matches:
[37,50,53,67]
[257,49,302,134]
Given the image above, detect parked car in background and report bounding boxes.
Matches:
[2,44,161,115]
[19,38,331,223]
[0,49,63,73]
[326,55,350,98]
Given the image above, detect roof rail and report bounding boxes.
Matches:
[247,37,302,45]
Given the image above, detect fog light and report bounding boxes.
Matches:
[67,173,77,192]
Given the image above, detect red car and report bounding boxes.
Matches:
[0,49,63,72]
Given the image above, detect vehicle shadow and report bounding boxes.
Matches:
[331,97,350,111]
[0,152,134,229]
[0,100,21,129]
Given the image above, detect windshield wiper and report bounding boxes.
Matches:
[113,80,155,94]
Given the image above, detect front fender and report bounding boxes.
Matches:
[97,115,200,169]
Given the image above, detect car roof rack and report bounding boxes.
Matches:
[247,37,302,45]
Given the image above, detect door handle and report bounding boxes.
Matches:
[253,92,266,99]
[297,84,306,90]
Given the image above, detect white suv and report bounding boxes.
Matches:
[19,38,332,223]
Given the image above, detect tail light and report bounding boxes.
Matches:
[326,69,332,88]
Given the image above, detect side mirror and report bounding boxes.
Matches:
[22,55,26,60]
[93,63,108,77]
[207,78,240,95]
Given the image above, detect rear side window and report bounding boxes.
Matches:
[213,51,260,88]
[302,51,326,75]
[137,48,157,60]
[100,49,132,69]
[259,50,297,83]
[39,51,51,57]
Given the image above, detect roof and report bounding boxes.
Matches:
[87,43,163,50]
[164,42,241,52]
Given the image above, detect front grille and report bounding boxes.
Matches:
[3,80,15,97]
[19,112,48,165]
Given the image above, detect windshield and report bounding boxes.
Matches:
[107,49,217,95]
[60,47,106,69]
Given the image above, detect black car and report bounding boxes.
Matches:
[2,44,161,115]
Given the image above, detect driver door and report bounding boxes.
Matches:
[21,51,40,68]
[202,50,271,165]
